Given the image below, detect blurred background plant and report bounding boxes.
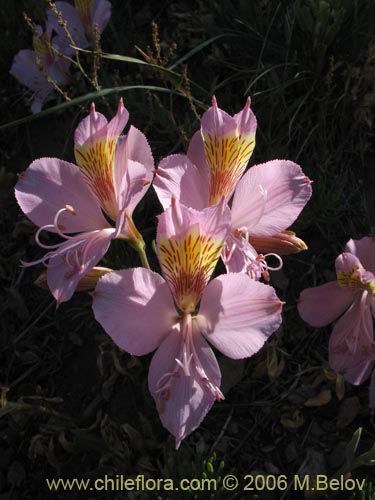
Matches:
[1,0,375,498]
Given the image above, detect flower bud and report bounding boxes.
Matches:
[35,266,112,291]
[249,230,307,255]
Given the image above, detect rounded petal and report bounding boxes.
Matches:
[345,237,375,273]
[298,281,353,327]
[148,327,220,447]
[15,158,109,232]
[153,154,209,210]
[47,228,114,303]
[329,293,375,374]
[231,160,312,235]
[198,274,283,359]
[93,268,176,355]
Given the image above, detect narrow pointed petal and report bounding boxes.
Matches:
[74,104,108,146]
[114,159,148,219]
[298,281,353,327]
[153,154,209,210]
[329,293,375,374]
[92,0,112,36]
[198,274,283,359]
[157,200,231,311]
[47,228,114,303]
[201,100,255,204]
[113,125,153,216]
[15,158,109,232]
[93,268,176,355]
[345,237,375,273]
[232,97,257,138]
[231,160,312,236]
[74,101,129,218]
[148,326,221,446]
[200,99,256,204]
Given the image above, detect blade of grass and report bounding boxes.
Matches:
[0,85,207,130]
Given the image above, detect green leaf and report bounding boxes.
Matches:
[0,85,206,131]
[345,427,362,466]
[168,33,239,70]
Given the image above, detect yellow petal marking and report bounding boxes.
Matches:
[202,131,255,205]
[74,138,117,219]
[159,226,223,313]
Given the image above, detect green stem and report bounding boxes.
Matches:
[136,243,150,270]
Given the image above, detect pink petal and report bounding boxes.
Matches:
[345,237,375,273]
[47,228,114,303]
[114,126,153,215]
[335,252,362,274]
[345,360,374,386]
[222,233,262,277]
[198,274,283,359]
[157,197,230,242]
[329,293,375,374]
[156,200,231,311]
[197,98,257,204]
[92,0,112,34]
[15,158,109,232]
[74,105,108,146]
[187,130,210,178]
[74,101,129,218]
[10,49,57,113]
[49,2,88,52]
[107,99,129,140]
[201,98,238,139]
[125,125,154,173]
[93,268,176,355]
[114,159,148,220]
[74,100,128,147]
[148,323,221,447]
[231,160,312,236]
[298,281,353,327]
[153,154,209,210]
[232,97,257,138]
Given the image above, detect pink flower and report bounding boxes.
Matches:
[93,199,283,447]
[15,100,153,304]
[10,25,71,113]
[153,97,312,279]
[48,0,112,52]
[298,237,375,406]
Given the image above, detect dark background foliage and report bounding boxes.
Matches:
[1,0,375,498]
